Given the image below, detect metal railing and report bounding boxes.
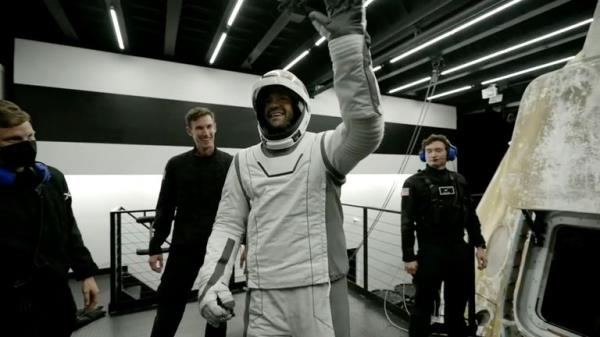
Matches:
[108,208,159,315]
[341,203,412,321]
[107,205,410,319]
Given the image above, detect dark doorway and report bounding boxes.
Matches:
[541,226,600,336]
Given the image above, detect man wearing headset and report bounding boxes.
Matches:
[195,1,384,336]
[401,133,488,337]
[0,99,99,337]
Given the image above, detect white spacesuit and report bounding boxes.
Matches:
[197,1,384,336]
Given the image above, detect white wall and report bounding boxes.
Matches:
[15,39,457,287]
[15,38,456,176]
[342,175,414,290]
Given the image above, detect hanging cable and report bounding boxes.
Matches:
[377,59,444,330]
[347,59,442,265]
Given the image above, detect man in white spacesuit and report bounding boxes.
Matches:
[196,1,384,336]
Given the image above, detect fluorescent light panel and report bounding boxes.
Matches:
[284,50,310,71]
[227,0,245,27]
[315,36,326,46]
[427,85,472,100]
[481,56,575,85]
[388,76,431,94]
[443,18,593,75]
[390,0,523,63]
[372,65,382,72]
[109,7,125,50]
[209,33,227,64]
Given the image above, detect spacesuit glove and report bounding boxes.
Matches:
[308,0,366,41]
[198,281,235,327]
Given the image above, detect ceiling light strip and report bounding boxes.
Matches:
[209,33,227,64]
[481,56,575,85]
[388,76,431,94]
[390,0,524,63]
[427,85,473,100]
[227,0,245,27]
[364,0,375,8]
[315,36,327,46]
[442,18,593,75]
[284,50,310,71]
[210,0,246,65]
[372,65,382,72]
[109,7,125,50]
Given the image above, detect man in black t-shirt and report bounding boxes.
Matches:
[148,107,232,337]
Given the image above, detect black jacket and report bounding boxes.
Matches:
[149,148,233,255]
[401,165,486,262]
[1,164,98,288]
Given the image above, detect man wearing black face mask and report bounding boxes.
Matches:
[0,99,100,337]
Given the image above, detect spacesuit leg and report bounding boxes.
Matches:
[244,282,340,337]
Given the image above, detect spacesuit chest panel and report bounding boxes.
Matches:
[238,133,330,289]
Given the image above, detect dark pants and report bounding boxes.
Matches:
[4,274,76,337]
[409,242,472,337]
[150,247,227,337]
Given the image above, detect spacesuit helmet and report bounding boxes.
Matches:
[252,69,311,150]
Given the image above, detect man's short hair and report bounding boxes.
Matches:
[421,134,452,151]
[0,100,31,128]
[185,107,215,126]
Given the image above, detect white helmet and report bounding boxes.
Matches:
[252,69,311,150]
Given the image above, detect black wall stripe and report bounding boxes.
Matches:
[14,84,456,155]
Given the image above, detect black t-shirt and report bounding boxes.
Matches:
[149,148,233,254]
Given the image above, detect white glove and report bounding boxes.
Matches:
[198,281,235,327]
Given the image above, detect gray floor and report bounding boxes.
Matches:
[70,275,409,337]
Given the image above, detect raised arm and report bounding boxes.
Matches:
[310,0,384,176]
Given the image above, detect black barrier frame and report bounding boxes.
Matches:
[109,208,246,316]
[109,208,157,315]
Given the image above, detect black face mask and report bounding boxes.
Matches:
[0,140,37,169]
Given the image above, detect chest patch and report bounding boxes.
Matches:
[438,186,455,196]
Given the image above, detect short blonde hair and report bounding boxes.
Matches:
[0,100,31,128]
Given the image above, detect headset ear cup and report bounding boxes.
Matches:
[448,146,457,161]
[0,167,17,185]
[419,150,426,162]
[34,162,52,183]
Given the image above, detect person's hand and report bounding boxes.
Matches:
[198,282,235,327]
[82,277,100,311]
[404,260,418,276]
[476,247,487,270]
[308,0,365,40]
[148,254,163,273]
